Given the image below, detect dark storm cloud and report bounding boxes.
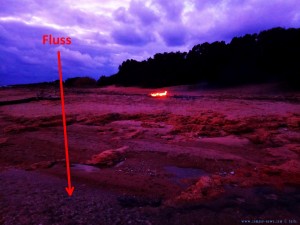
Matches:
[0,20,114,85]
[160,25,188,46]
[153,0,184,21]
[0,0,35,16]
[0,21,64,77]
[1,0,300,85]
[113,7,134,23]
[129,0,159,25]
[184,0,300,45]
[111,26,155,46]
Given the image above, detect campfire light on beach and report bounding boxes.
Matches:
[150,91,168,97]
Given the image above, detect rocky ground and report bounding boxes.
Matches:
[0,84,300,225]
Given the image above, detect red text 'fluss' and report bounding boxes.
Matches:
[42,35,71,45]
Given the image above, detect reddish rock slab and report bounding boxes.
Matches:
[85,146,128,167]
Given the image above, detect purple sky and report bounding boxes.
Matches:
[1,0,300,85]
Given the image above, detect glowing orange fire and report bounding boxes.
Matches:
[150,91,168,97]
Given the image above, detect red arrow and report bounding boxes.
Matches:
[57,51,74,197]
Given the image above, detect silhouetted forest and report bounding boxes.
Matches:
[97,27,300,88]
[65,77,97,88]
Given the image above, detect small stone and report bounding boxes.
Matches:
[236,197,245,203]
[219,172,227,176]
[0,137,8,145]
[265,194,278,200]
[28,161,56,170]
[161,135,173,140]
[86,146,128,167]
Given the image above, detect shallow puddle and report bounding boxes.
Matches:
[164,166,208,187]
[219,185,300,215]
[71,164,100,172]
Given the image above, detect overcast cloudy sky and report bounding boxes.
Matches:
[1,0,300,85]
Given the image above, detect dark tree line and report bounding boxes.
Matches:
[97,27,300,88]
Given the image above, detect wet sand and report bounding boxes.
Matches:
[0,84,299,225]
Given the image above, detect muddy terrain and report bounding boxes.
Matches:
[0,84,300,225]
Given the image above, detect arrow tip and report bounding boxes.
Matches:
[65,186,75,196]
